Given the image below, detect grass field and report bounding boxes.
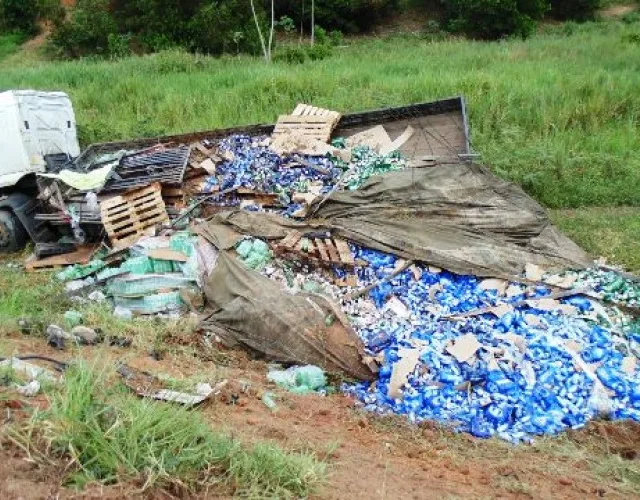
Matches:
[1,20,640,210]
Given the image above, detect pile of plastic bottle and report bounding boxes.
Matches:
[202,135,407,214]
[342,247,640,443]
[213,135,340,200]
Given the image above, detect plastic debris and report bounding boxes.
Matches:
[16,380,41,397]
[113,306,133,320]
[262,391,278,410]
[63,310,83,329]
[267,365,327,394]
[236,238,272,271]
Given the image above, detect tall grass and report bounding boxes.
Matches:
[0,33,25,61]
[18,362,325,496]
[1,20,639,208]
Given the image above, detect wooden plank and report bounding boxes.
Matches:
[279,230,302,249]
[315,238,330,262]
[325,239,340,263]
[292,103,307,116]
[334,239,354,264]
[25,245,98,272]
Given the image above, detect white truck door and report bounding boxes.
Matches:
[16,91,80,167]
[0,92,33,189]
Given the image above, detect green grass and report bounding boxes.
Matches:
[12,362,325,496]
[550,207,640,272]
[0,33,25,61]
[0,262,71,332]
[0,20,639,208]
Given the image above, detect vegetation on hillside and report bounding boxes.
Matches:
[0,0,611,59]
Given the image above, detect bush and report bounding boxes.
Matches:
[549,0,600,22]
[273,40,334,64]
[442,0,549,39]
[51,0,117,58]
[0,0,39,35]
[188,0,266,56]
[273,45,307,64]
[275,0,400,34]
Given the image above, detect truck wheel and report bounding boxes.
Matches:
[0,209,27,253]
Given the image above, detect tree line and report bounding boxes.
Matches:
[0,0,604,59]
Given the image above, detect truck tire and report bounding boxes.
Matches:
[0,209,28,253]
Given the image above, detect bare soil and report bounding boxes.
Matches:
[600,4,637,18]
[1,330,639,499]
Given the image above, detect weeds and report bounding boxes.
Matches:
[12,362,325,496]
[550,206,640,272]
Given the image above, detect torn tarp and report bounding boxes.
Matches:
[200,251,375,381]
[197,163,588,277]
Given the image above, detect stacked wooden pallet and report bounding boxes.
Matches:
[272,104,341,143]
[272,230,356,270]
[100,183,169,248]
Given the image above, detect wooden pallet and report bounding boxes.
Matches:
[100,182,169,248]
[272,104,341,143]
[272,230,356,270]
[25,245,98,272]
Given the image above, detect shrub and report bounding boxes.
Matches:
[188,0,266,56]
[549,0,600,22]
[441,0,549,39]
[273,45,307,64]
[275,0,400,34]
[0,0,39,35]
[50,0,117,58]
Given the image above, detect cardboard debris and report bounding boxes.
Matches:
[564,339,583,353]
[411,265,422,281]
[489,303,514,318]
[525,263,544,281]
[25,244,98,272]
[505,284,523,297]
[545,274,577,289]
[385,296,411,319]
[388,348,422,399]
[525,297,578,316]
[479,278,508,295]
[524,314,544,327]
[446,333,482,363]
[200,158,217,175]
[380,126,415,155]
[345,125,392,152]
[621,356,637,374]
[504,333,526,353]
[147,248,189,262]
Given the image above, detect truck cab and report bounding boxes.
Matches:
[0,90,80,252]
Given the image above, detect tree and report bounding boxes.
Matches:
[250,0,275,61]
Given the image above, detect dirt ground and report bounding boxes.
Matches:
[1,330,639,499]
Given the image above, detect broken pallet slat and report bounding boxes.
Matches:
[324,239,340,263]
[334,239,354,265]
[279,230,303,249]
[315,238,330,262]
